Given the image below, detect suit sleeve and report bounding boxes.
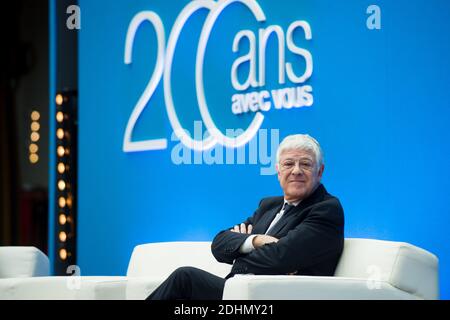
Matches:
[230,198,344,275]
[211,199,266,264]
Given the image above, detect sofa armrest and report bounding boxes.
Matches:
[0,276,127,300]
[0,247,49,278]
[223,275,421,300]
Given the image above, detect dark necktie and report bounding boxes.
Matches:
[282,203,295,216]
[265,203,295,235]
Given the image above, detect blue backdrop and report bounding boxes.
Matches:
[69,0,449,298]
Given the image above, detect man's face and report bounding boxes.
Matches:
[276,149,324,202]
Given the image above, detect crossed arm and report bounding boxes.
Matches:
[230,223,278,249]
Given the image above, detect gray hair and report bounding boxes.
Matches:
[276,134,324,167]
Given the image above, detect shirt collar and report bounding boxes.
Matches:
[284,199,301,207]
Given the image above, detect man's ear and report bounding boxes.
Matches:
[317,164,324,179]
[276,163,281,180]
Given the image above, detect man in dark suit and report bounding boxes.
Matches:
[146,134,344,300]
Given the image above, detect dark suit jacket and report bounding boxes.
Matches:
[211,184,344,277]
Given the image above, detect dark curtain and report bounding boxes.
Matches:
[0,2,22,245]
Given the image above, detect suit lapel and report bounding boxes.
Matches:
[266,200,309,235]
[267,184,326,236]
[254,201,284,234]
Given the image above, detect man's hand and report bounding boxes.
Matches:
[230,223,253,234]
[252,235,279,248]
[230,224,278,249]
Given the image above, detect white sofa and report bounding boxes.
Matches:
[0,246,49,278]
[0,238,439,300]
[224,238,439,299]
[0,246,127,300]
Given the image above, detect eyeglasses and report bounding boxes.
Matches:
[279,159,315,172]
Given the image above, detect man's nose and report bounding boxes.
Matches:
[291,163,304,175]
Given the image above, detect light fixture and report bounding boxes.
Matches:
[56,111,64,123]
[55,94,64,106]
[29,143,39,153]
[58,197,66,208]
[57,146,65,157]
[57,162,66,174]
[31,121,40,131]
[59,232,67,242]
[66,197,72,208]
[56,128,64,139]
[31,132,40,142]
[29,110,40,164]
[59,249,67,260]
[54,91,77,274]
[58,180,66,191]
[31,111,40,121]
[29,153,39,164]
[59,214,67,225]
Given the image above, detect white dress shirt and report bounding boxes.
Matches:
[239,199,301,253]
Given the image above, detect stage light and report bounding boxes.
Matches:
[57,146,65,157]
[66,197,72,208]
[59,214,67,225]
[29,113,40,165]
[31,132,40,142]
[58,180,66,191]
[29,153,39,164]
[55,94,63,106]
[59,197,66,208]
[56,112,64,123]
[57,162,66,174]
[31,111,40,121]
[56,128,64,139]
[59,232,67,242]
[59,249,67,260]
[31,121,40,131]
[54,91,77,273]
[29,143,39,153]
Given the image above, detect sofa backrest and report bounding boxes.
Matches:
[334,238,439,299]
[0,247,49,278]
[126,242,232,279]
